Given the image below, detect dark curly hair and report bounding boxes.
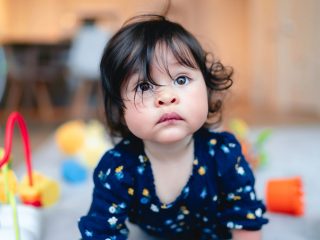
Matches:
[100,14,233,139]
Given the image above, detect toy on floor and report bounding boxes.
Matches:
[55,120,86,155]
[61,157,87,183]
[55,119,112,183]
[228,118,272,169]
[265,176,304,216]
[0,112,60,240]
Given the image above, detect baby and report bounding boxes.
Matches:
[79,14,268,240]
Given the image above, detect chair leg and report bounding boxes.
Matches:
[5,80,23,114]
[35,81,54,121]
[70,81,94,119]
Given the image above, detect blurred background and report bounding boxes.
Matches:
[0,1,320,239]
[1,0,320,164]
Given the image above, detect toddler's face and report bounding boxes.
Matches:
[121,47,208,144]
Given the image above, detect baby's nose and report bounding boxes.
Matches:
[155,90,179,107]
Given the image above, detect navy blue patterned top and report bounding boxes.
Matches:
[78,128,268,239]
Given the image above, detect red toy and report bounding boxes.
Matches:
[266,176,304,216]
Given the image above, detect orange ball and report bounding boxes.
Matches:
[55,120,86,154]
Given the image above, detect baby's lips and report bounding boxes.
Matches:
[157,112,183,124]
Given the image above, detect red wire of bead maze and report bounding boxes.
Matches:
[0,112,33,186]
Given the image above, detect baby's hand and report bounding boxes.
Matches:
[232,229,262,240]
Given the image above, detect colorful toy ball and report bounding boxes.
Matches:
[55,120,86,155]
[266,176,304,216]
[61,158,87,184]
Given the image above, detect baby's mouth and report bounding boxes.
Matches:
[157,112,183,124]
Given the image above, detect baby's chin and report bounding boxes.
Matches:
[146,130,193,145]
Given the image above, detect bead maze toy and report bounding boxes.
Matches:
[0,112,60,240]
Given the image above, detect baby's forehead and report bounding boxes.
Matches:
[123,41,198,84]
[150,43,197,70]
[130,56,192,80]
[154,41,194,62]
[153,48,184,70]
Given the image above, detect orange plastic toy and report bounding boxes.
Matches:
[266,176,304,216]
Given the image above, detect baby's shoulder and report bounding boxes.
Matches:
[94,137,143,177]
[197,128,241,150]
[197,128,243,174]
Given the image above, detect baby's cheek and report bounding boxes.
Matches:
[123,107,147,131]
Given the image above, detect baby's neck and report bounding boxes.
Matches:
[143,135,195,204]
[143,135,194,164]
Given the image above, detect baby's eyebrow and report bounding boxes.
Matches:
[127,72,140,82]
[123,76,139,91]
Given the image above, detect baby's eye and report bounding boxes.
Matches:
[174,76,190,86]
[136,82,153,92]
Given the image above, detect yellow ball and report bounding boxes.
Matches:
[55,120,86,154]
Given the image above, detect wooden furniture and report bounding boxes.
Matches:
[3,42,69,121]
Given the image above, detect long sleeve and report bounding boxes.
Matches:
[78,150,135,240]
[214,132,268,231]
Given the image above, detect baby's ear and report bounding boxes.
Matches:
[205,113,219,126]
[205,98,223,126]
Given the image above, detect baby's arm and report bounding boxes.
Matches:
[78,151,134,239]
[232,230,262,240]
[214,132,268,237]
